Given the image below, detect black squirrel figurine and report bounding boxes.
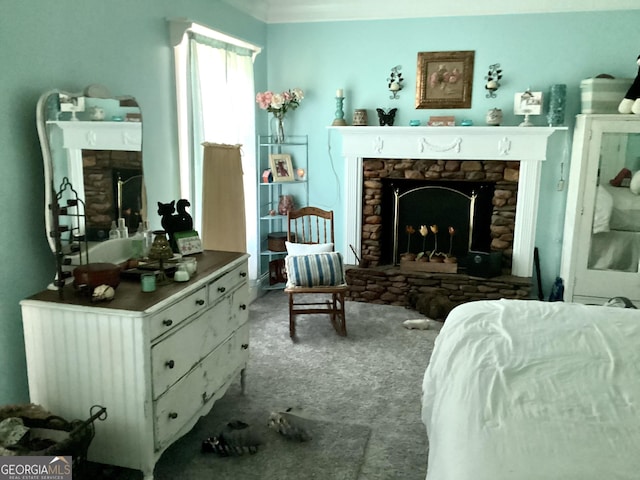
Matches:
[157,199,193,252]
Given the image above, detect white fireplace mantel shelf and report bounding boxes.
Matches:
[330,125,566,162]
[330,125,567,278]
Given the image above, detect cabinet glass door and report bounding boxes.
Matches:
[576,122,640,301]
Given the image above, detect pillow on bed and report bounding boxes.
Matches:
[593,185,613,234]
[285,241,333,256]
[285,251,345,287]
[630,170,640,195]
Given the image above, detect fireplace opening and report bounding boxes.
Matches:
[379,178,495,267]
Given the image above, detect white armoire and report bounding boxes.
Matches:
[560,114,640,305]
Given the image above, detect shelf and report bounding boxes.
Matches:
[257,134,308,291]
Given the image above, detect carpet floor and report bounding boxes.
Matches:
[84,291,441,480]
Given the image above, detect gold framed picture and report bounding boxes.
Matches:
[415,51,475,109]
[269,153,295,182]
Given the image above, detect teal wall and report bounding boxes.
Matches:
[261,10,640,299]
[2,3,639,405]
[0,0,265,404]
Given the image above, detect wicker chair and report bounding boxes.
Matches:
[284,207,348,339]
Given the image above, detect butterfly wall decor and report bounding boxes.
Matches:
[376,108,397,126]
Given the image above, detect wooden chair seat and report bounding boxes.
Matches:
[285,207,348,339]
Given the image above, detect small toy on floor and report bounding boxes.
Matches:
[202,420,262,456]
[267,408,312,442]
[403,318,432,330]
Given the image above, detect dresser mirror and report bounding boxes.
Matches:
[37,86,146,260]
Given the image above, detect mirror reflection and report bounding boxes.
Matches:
[37,86,145,258]
[589,131,640,272]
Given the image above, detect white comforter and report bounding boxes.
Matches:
[422,299,640,480]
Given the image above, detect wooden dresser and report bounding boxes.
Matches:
[20,250,249,480]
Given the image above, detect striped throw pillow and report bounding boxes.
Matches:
[285,252,345,287]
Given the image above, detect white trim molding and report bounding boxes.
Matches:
[331,125,567,278]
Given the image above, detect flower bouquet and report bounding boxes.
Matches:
[256,88,304,142]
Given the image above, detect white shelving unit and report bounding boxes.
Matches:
[257,134,308,290]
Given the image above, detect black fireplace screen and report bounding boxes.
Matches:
[380,180,494,267]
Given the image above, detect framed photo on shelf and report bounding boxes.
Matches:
[269,153,295,182]
[415,50,475,109]
[514,91,543,115]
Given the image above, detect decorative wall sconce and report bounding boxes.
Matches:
[484,63,502,98]
[387,65,404,99]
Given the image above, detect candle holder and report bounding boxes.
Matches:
[332,96,346,126]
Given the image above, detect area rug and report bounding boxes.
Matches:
[85,291,439,480]
[153,392,371,480]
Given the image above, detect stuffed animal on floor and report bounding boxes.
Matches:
[267,408,312,442]
[618,54,640,114]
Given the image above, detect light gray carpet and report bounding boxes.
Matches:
[86,292,441,480]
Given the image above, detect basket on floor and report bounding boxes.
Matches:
[0,404,107,475]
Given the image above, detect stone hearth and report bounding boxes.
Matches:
[345,266,531,319]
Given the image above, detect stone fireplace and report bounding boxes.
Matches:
[331,126,564,313]
[362,158,519,270]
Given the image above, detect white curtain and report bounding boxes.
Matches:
[186,32,258,280]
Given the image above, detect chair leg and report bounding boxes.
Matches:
[288,292,296,339]
[330,292,347,336]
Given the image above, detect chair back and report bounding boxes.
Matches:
[287,207,334,245]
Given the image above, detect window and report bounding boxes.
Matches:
[171,20,261,280]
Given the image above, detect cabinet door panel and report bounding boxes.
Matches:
[574,124,640,302]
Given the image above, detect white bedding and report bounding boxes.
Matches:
[422,299,640,480]
[595,184,640,232]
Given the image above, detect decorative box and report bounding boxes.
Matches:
[580,78,633,114]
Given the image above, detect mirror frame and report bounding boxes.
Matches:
[36,87,144,255]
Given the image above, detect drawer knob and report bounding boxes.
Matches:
[168,412,178,420]
[218,286,226,293]
[166,360,175,369]
[196,299,205,306]
[162,319,173,327]
[240,271,247,278]
[241,343,249,350]
[239,304,247,310]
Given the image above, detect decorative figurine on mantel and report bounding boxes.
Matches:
[376,108,397,126]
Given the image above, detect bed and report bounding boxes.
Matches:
[421,299,640,480]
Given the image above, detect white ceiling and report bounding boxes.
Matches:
[221,0,640,23]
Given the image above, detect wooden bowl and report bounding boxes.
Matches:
[73,263,121,290]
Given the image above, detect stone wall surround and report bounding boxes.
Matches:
[361,158,520,269]
[82,149,142,229]
[332,126,566,315]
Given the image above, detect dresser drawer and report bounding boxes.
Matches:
[149,286,207,340]
[208,261,248,306]
[153,323,250,450]
[151,297,231,399]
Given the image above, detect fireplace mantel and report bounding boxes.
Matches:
[331,126,567,277]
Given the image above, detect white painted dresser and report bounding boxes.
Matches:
[20,250,249,479]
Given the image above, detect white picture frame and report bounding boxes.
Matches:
[514,91,543,115]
